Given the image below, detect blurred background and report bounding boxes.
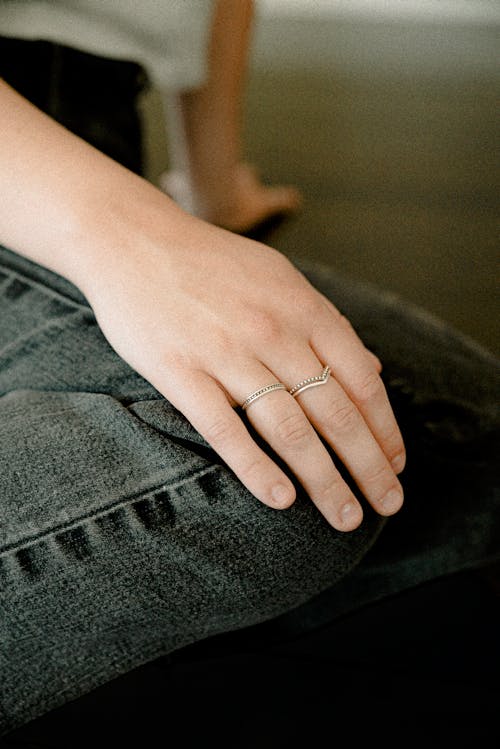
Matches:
[142,0,499,356]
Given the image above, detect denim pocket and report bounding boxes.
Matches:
[0,389,213,556]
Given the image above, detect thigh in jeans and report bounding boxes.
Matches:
[266,257,500,632]
[0,248,385,734]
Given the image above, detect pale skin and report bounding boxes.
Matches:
[160,0,302,232]
[0,79,406,532]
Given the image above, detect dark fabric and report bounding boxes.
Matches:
[0,36,149,175]
[1,243,499,735]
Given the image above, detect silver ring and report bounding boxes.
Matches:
[241,382,287,410]
[289,365,331,397]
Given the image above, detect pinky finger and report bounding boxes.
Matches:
[366,349,383,373]
[318,293,382,371]
[165,370,297,510]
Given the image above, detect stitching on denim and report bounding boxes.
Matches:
[0,262,90,312]
[1,464,222,556]
[0,311,85,365]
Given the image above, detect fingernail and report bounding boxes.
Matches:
[340,502,361,527]
[272,484,292,508]
[391,453,406,474]
[381,488,404,513]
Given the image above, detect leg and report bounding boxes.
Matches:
[1,246,498,735]
[160,0,302,232]
[0,246,385,734]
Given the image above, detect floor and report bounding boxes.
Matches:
[242,70,499,357]
[142,21,499,357]
[3,15,499,748]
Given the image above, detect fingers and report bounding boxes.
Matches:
[167,363,365,532]
[263,348,404,519]
[221,356,396,530]
[291,370,404,518]
[163,370,297,511]
[157,319,404,534]
[222,358,371,531]
[165,344,404,533]
[313,314,406,474]
[243,389,364,531]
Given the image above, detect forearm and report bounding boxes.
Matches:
[0,79,189,295]
[161,0,300,231]
[173,0,255,195]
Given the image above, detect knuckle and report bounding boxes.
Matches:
[245,306,282,345]
[363,461,391,488]
[338,313,354,331]
[325,399,359,432]
[354,371,383,404]
[302,289,328,317]
[274,411,313,449]
[313,474,345,504]
[382,424,403,449]
[238,455,267,484]
[322,300,342,321]
[204,416,239,450]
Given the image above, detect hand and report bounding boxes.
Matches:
[83,208,405,533]
[0,77,404,530]
[160,162,302,234]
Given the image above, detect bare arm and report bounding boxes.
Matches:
[0,78,187,286]
[161,0,301,231]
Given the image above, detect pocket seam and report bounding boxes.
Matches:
[0,464,222,557]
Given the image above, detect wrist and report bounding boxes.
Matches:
[0,80,196,296]
[52,165,194,300]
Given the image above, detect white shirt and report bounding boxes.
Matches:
[0,0,215,90]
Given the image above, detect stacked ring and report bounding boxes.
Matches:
[241,382,287,410]
[241,365,331,411]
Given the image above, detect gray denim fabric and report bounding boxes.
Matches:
[0,244,499,734]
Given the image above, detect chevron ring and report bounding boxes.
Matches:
[288,365,331,398]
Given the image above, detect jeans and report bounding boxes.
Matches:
[1,39,499,735]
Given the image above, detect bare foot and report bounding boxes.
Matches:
[159,162,302,234]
